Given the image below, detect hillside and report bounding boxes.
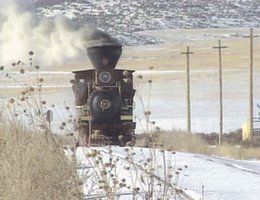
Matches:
[35,0,260,45]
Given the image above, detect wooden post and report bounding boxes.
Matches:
[244,28,258,141]
[181,47,194,133]
[213,40,227,146]
[46,110,53,132]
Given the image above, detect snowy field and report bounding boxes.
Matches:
[74,146,260,200]
[1,65,260,134]
[133,68,260,133]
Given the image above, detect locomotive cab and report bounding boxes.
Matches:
[72,42,136,146]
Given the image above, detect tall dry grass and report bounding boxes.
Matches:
[0,55,83,200]
[0,120,82,200]
[211,144,260,160]
[150,130,209,154]
[142,130,260,160]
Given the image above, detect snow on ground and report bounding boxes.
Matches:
[74,146,260,200]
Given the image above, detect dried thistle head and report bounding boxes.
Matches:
[151,121,156,125]
[29,86,35,92]
[160,149,164,153]
[28,51,34,56]
[144,111,151,116]
[67,119,72,123]
[101,170,107,176]
[9,98,15,104]
[104,163,110,168]
[167,147,173,152]
[20,69,25,74]
[137,75,143,79]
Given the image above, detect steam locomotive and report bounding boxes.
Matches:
[72,38,136,146]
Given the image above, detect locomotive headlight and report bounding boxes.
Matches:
[98,71,112,84]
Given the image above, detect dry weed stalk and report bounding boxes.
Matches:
[79,146,188,199]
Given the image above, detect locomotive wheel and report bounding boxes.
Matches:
[119,122,136,147]
[118,132,135,147]
[89,90,121,121]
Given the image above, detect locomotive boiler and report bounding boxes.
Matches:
[72,37,136,146]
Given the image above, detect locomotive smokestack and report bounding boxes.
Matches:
[87,44,122,69]
[87,30,122,69]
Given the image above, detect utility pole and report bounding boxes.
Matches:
[213,40,227,146]
[244,28,258,141]
[181,47,194,133]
